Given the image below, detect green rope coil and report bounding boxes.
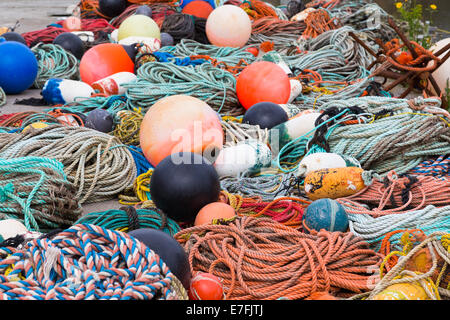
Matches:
[31,43,80,89]
[0,125,137,204]
[0,157,82,232]
[74,207,181,236]
[124,61,241,115]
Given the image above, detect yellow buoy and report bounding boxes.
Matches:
[22,122,49,133]
[372,275,437,300]
[304,167,366,200]
[117,14,161,41]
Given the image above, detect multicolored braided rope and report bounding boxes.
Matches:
[0,223,185,300]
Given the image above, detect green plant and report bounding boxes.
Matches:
[394,0,437,49]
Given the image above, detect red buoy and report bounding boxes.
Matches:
[236,61,291,110]
[79,43,135,85]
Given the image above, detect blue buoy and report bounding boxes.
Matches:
[303,198,349,233]
[0,39,38,94]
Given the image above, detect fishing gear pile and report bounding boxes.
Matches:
[0,0,448,301]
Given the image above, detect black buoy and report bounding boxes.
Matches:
[53,32,85,60]
[1,32,27,46]
[150,152,220,223]
[85,109,114,133]
[135,5,153,18]
[286,0,305,19]
[242,101,289,129]
[99,0,128,18]
[128,228,191,290]
[160,32,174,47]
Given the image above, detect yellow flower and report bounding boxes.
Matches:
[396,2,403,9]
[430,4,437,10]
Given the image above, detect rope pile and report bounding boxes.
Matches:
[124,61,241,115]
[175,216,383,300]
[74,206,181,236]
[31,43,80,89]
[0,157,81,232]
[112,109,144,145]
[161,13,209,44]
[0,223,185,300]
[0,125,136,204]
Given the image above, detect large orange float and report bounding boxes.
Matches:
[139,95,224,167]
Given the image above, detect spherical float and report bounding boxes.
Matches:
[182,1,214,19]
[149,152,221,223]
[242,101,289,129]
[194,202,236,226]
[244,47,259,57]
[206,5,251,47]
[85,109,114,133]
[140,95,223,167]
[0,40,38,94]
[53,32,85,60]
[160,32,174,47]
[236,61,291,110]
[117,14,161,41]
[180,0,216,9]
[296,152,347,178]
[128,228,191,290]
[303,198,349,233]
[62,16,82,31]
[135,5,153,18]
[79,43,135,85]
[189,272,224,300]
[0,31,27,45]
[99,0,128,18]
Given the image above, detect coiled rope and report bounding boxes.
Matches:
[124,61,240,115]
[161,13,209,44]
[74,206,181,236]
[0,157,81,232]
[175,216,383,300]
[0,223,185,300]
[0,125,136,204]
[31,43,80,89]
[112,109,144,145]
[0,87,5,107]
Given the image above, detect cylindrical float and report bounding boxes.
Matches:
[214,139,272,177]
[91,72,137,96]
[268,109,321,152]
[42,78,95,105]
[304,167,367,200]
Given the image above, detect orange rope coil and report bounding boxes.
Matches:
[175,216,383,300]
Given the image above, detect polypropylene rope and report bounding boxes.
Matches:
[0,223,182,300]
[0,157,82,232]
[0,125,136,204]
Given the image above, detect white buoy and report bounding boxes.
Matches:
[110,29,119,42]
[0,219,28,242]
[118,36,161,52]
[42,78,94,105]
[91,72,137,96]
[268,109,321,152]
[290,7,316,22]
[214,139,272,177]
[295,152,347,177]
[427,38,450,96]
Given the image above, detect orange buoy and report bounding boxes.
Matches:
[62,16,82,31]
[182,1,214,19]
[189,272,224,300]
[139,95,224,167]
[194,202,236,226]
[79,43,135,85]
[236,61,291,110]
[206,5,251,47]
